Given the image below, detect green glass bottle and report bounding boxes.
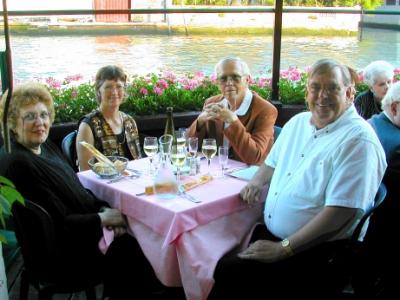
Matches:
[164,107,177,145]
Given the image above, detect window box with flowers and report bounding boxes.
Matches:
[42,67,400,146]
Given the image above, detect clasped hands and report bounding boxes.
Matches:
[198,102,238,126]
[98,207,127,237]
[238,239,288,263]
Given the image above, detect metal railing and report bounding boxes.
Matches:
[1,6,400,97]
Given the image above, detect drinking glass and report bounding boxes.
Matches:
[144,137,158,175]
[159,134,173,161]
[188,137,198,158]
[201,138,217,175]
[218,146,229,177]
[175,130,186,150]
[170,145,187,182]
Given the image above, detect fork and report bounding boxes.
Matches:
[178,185,202,203]
[107,174,139,184]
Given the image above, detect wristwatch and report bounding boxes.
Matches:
[281,238,294,257]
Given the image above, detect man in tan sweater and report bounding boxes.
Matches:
[187,57,278,165]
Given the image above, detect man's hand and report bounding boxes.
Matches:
[240,182,263,206]
[197,103,238,127]
[238,240,288,263]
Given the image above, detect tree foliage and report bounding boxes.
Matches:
[172,0,384,9]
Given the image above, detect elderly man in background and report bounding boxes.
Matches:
[209,59,386,299]
[355,60,393,120]
[365,82,400,297]
[187,57,277,165]
[368,81,400,162]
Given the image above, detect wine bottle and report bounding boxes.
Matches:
[164,107,177,146]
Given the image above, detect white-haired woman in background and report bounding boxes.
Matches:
[355,60,394,119]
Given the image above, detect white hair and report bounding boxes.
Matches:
[214,57,251,77]
[363,60,394,87]
[381,81,400,108]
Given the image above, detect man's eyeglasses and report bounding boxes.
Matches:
[21,111,50,123]
[308,83,343,96]
[217,74,243,84]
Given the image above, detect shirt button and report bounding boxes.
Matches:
[314,135,317,139]
[287,173,291,176]
[301,154,304,157]
[268,214,272,219]
[274,192,278,196]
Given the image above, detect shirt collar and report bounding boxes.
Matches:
[309,104,358,135]
[221,89,253,116]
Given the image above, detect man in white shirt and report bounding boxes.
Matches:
[209,59,387,299]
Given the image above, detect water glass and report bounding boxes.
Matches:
[188,137,198,158]
[201,138,217,176]
[218,146,229,177]
[159,134,173,160]
[175,130,186,149]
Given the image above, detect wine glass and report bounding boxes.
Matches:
[188,137,198,158]
[170,145,187,182]
[144,137,158,175]
[218,146,229,178]
[201,138,217,176]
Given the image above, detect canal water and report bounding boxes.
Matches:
[2,28,399,81]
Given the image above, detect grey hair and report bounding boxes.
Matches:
[381,81,400,109]
[363,60,394,87]
[307,58,351,87]
[214,57,251,78]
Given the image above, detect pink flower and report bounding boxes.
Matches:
[163,71,177,83]
[210,74,217,84]
[45,77,62,89]
[65,74,83,83]
[140,87,148,96]
[71,89,79,98]
[153,86,163,96]
[157,79,169,89]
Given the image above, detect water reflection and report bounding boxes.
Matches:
[1,28,398,81]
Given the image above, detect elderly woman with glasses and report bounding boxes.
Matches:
[0,82,163,298]
[187,57,277,165]
[76,65,142,171]
[355,60,394,120]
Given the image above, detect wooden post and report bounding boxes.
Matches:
[271,0,283,102]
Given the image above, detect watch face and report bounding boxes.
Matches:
[282,239,289,247]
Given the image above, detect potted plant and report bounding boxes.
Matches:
[0,176,24,300]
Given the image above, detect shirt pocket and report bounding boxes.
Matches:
[290,158,332,205]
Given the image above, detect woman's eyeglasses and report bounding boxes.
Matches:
[217,74,243,84]
[21,111,50,123]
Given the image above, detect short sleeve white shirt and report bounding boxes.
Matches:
[264,105,387,240]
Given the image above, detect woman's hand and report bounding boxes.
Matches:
[112,226,127,237]
[98,208,126,227]
[238,240,288,263]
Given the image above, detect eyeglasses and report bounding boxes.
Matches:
[217,74,243,84]
[308,83,343,96]
[21,111,50,123]
[103,84,125,92]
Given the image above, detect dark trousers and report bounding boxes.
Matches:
[104,233,164,299]
[208,225,350,299]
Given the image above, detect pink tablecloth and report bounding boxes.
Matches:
[78,158,263,300]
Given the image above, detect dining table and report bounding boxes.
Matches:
[78,157,264,300]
